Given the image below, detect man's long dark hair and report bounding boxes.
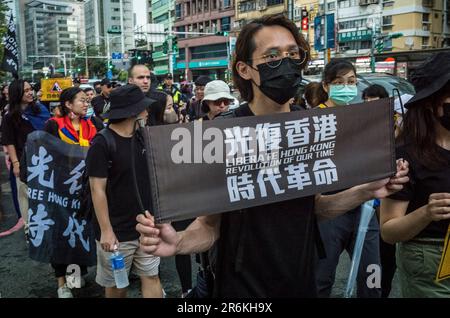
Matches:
[8,79,39,125]
[397,82,450,170]
[232,14,310,103]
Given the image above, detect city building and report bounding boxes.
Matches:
[151,0,175,76]
[173,0,235,81]
[84,0,135,59]
[22,0,85,71]
[234,0,286,31]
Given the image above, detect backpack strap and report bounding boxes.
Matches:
[97,127,116,168]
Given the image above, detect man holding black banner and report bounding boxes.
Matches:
[136,14,409,297]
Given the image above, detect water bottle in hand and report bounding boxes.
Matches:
[110,245,129,289]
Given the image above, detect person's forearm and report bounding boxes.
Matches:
[315,185,372,221]
[176,215,220,255]
[91,189,113,233]
[6,145,18,163]
[381,205,431,244]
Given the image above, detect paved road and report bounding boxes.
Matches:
[0,150,400,298]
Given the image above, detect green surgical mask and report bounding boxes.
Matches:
[329,84,358,105]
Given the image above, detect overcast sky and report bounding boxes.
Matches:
[133,0,148,28]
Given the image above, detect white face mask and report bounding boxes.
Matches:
[136,117,146,128]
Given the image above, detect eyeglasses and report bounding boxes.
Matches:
[212,99,231,106]
[249,46,308,68]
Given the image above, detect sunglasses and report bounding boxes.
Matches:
[212,99,231,106]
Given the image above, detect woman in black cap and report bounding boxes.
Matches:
[380,51,450,297]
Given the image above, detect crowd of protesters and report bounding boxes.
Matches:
[1,13,449,299]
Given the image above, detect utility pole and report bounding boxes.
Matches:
[85,52,89,78]
[370,23,376,73]
[168,0,174,75]
[119,0,125,55]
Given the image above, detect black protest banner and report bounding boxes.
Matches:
[25,131,96,266]
[143,99,396,223]
[1,14,19,78]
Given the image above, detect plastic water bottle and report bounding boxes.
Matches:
[110,247,129,289]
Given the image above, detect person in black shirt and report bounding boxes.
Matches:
[187,75,212,121]
[381,51,450,297]
[91,78,112,121]
[1,79,50,237]
[136,14,409,298]
[86,84,162,298]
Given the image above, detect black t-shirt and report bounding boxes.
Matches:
[389,144,450,238]
[86,129,152,242]
[213,103,319,297]
[1,112,35,161]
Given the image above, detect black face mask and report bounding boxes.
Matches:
[252,58,303,105]
[439,102,450,131]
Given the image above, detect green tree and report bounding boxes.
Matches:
[117,69,128,82]
[72,42,108,78]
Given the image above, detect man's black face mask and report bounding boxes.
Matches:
[251,57,303,105]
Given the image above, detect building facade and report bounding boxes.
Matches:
[173,0,235,81]
[234,0,286,31]
[23,0,84,70]
[151,0,175,76]
[84,0,135,58]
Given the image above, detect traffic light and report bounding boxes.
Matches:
[107,61,113,69]
[162,40,168,54]
[216,31,229,36]
[172,36,178,52]
[77,67,81,72]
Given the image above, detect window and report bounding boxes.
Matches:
[223,0,231,8]
[328,2,335,10]
[423,13,430,22]
[382,15,392,25]
[186,2,190,16]
[176,3,182,18]
[178,48,186,60]
[382,0,394,7]
[221,17,231,31]
[110,0,119,2]
[198,0,203,12]
[113,8,120,11]
[192,1,196,14]
[267,0,283,6]
[177,26,186,38]
[239,1,256,12]
[204,0,209,11]
[422,37,429,46]
[339,0,349,8]
[350,0,357,6]
[154,13,168,23]
[191,43,227,59]
[212,0,217,9]
[384,38,393,50]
